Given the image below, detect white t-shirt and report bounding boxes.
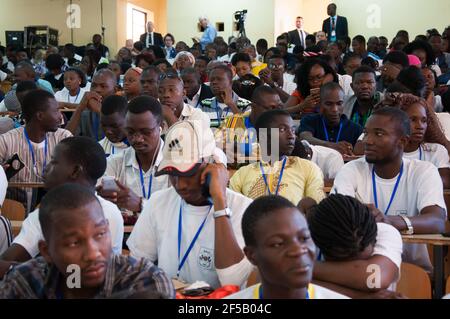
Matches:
[309,143,344,180]
[372,222,403,291]
[127,187,254,289]
[98,137,130,157]
[13,194,124,257]
[403,143,450,169]
[54,87,87,104]
[226,283,349,299]
[331,157,446,272]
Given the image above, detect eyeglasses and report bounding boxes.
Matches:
[158,72,180,81]
[269,63,284,70]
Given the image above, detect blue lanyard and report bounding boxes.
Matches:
[259,157,287,196]
[177,202,212,278]
[372,162,403,215]
[214,99,230,126]
[24,128,48,174]
[258,285,309,299]
[419,145,422,161]
[67,88,80,103]
[321,117,343,143]
[91,113,103,142]
[137,158,152,200]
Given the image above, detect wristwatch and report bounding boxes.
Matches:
[400,215,414,235]
[213,207,232,219]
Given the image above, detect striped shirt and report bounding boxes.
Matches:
[0,255,175,299]
[0,127,72,210]
[0,215,13,255]
[199,93,251,128]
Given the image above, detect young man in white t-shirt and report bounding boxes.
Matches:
[401,99,450,188]
[98,95,130,157]
[332,107,447,272]
[308,194,402,297]
[0,137,124,278]
[227,195,348,299]
[127,120,254,289]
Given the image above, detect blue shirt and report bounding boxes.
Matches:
[200,24,217,50]
[298,114,363,146]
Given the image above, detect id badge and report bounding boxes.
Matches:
[331,30,336,37]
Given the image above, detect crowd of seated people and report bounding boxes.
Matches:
[0,10,450,300]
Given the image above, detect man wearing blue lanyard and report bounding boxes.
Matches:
[332,107,446,273]
[299,82,363,156]
[66,69,117,141]
[0,90,72,211]
[127,120,254,288]
[199,65,251,128]
[230,109,325,207]
[98,96,169,213]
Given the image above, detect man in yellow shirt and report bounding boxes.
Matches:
[229,109,325,206]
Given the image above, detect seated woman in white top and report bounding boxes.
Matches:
[54,67,88,108]
[227,195,348,299]
[400,98,450,188]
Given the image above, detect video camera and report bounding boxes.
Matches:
[234,10,247,23]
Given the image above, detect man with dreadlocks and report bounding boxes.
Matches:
[307,194,402,297]
[332,107,446,273]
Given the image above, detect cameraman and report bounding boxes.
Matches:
[194,16,217,51]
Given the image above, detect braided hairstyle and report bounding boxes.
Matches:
[307,194,377,261]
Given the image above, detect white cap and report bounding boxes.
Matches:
[155,120,216,177]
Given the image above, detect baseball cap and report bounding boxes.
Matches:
[155,120,217,177]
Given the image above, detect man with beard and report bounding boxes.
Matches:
[331,107,446,273]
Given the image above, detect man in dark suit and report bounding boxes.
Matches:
[139,21,164,48]
[322,3,348,43]
[288,16,309,49]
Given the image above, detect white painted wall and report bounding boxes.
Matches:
[334,0,450,40]
[167,0,275,45]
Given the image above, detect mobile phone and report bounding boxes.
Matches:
[102,176,119,193]
[4,153,25,180]
[201,173,213,204]
[310,87,320,95]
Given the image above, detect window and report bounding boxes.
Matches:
[132,8,146,42]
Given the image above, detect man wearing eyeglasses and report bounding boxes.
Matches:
[259,55,296,103]
[97,96,169,214]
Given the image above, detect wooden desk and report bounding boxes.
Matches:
[8,182,45,189]
[10,220,23,237]
[401,234,450,299]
